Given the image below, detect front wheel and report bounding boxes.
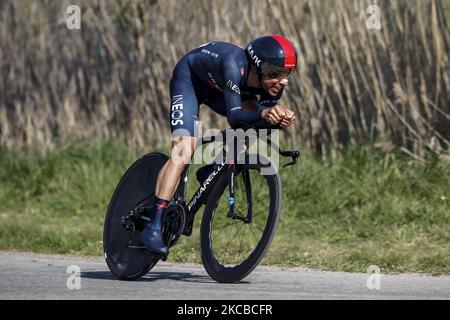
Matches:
[200,155,282,283]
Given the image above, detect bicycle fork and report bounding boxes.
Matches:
[226,161,253,224]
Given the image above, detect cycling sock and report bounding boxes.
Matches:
[151,197,170,229]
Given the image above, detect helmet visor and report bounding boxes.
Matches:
[260,62,294,79]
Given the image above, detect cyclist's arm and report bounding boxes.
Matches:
[223,66,262,127]
[241,99,259,112]
[258,88,284,108]
[241,89,284,113]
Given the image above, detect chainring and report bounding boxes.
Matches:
[163,204,186,248]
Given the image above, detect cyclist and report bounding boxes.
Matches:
[140,35,298,256]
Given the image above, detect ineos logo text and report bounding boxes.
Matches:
[247,45,261,67]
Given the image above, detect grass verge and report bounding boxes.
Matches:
[0,139,448,275]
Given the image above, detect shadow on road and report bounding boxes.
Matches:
[81,271,250,284]
[80,271,245,284]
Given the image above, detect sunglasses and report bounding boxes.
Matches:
[260,63,294,79]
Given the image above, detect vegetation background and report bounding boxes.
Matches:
[0,0,449,274]
[1,0,449,158]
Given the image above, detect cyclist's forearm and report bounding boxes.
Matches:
[227,108,263,126]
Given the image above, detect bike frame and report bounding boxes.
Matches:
[172,128,241,231]
[171,125,299,234]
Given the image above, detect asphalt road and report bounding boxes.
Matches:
[0,251,448,300]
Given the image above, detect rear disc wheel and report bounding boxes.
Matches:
[103,153,168,280]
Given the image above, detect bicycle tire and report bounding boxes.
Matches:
[200,155,282,283]
[103,152,168,280]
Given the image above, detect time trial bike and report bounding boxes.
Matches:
[103,120,300,283]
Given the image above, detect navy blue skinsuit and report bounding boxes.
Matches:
[169,41,283,137]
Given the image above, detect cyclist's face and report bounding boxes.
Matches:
[261,76,289,97]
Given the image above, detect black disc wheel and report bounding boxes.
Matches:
[103,153,168,280]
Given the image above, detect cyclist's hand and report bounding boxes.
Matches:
[261,105,286,125]
[280,108,296,128]
[262,106,296,128]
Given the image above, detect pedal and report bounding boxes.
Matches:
[127,243,169,260]
[150,250,169,261]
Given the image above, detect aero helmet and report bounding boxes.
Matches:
[245,35,297,80]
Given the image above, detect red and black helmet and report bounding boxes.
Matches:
[245,35,297,79]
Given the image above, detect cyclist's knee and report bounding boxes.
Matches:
[170,136,197,166]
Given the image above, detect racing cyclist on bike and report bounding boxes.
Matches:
[140,35,298,257]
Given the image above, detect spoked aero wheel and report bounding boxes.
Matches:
[200,155,282,283]
[103,152,168,280]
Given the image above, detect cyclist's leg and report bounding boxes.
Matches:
[140,64,199,255]
[156,71,200,200]
[156,136,197,199]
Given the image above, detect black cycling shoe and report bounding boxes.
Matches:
[139,214,168,257]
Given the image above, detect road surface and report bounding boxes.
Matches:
[0,251,448,300]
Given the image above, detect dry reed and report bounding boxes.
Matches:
[0,0,449,160]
